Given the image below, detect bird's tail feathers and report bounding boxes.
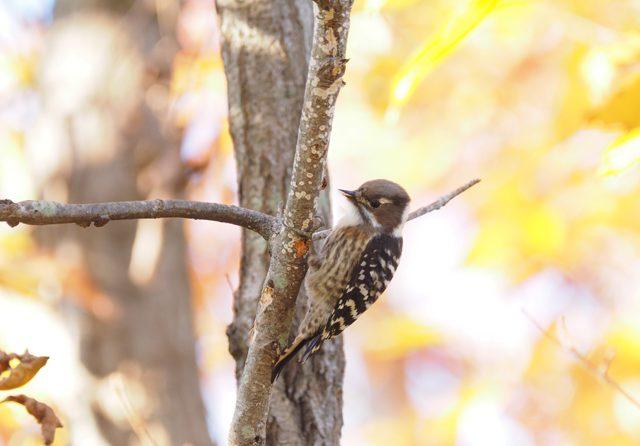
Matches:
[272,330,329,382]
[299,331,324,364]
[271,337,308,383]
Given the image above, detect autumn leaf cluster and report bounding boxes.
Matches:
[0,351,62,444]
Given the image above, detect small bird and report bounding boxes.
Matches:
[272,179,411,382]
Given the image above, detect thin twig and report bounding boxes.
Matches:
[407,178,481,220]
[522,309,640,410]
[0,199,276,239]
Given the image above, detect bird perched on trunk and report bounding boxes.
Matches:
[272,179,410,382]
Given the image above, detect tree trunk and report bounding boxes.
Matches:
[216,1,345,444]
[32,1,213,444]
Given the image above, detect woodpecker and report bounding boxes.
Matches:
[272,179,410,382]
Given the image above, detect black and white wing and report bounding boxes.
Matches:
[300,233,402,362]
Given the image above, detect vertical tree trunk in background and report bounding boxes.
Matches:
[216,1,345,444]
[34,1,213,444]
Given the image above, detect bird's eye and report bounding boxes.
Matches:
[370,200,380,209]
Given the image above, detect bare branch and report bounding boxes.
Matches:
[228,1,354,444]
[522,309,640,410]
[408,178,481,220]
[312,178,481,241]
[0,198,276,239]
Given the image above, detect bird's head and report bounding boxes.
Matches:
[339,179,411,235]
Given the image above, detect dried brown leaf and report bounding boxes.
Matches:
[0,350,11,373]
[3,394,63,445]
[0,351,49,390]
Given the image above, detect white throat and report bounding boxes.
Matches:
[335,201,364,228]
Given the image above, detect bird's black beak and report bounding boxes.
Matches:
[339,189,357,200]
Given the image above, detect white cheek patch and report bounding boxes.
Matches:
[335,200,363,227]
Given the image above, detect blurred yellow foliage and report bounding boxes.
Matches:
[607,326,640,378]
[388,0,499,115]
[598,128,640,176]
[171,53,222,96]
[0,53,35,92]
[0,232,33,259]
[590,74,640,130]
[361,314,441,359]
[468,182,567,278]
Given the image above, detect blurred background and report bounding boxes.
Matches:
[1,0,640,445]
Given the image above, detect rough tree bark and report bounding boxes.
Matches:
[217,1,351,444]
[215,1,344,444]
[33,1,213,444]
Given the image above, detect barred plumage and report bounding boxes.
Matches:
[271,225,373,381]
[272,179,410,382]
[299,233,402,363]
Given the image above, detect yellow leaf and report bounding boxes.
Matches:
[554,46,591,139]
[0,352,49,391]
[598,128,640,176]
[590,74,640,130]
[388,0,499,115]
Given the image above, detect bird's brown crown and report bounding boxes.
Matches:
[340,179,411,234]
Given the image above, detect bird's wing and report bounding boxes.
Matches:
[299,233,403,363]
[272,228,374,382]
